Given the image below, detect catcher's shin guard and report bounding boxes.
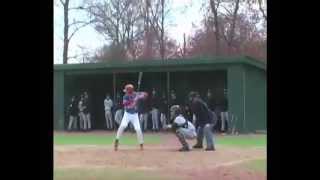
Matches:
[176,130,189,150]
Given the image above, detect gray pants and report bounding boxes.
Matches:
[79,112,85,130]
[68,115,77,130]
[83,113,91,130]
[196,124,215,148]
[151,108,159,130]
[160,113,167,130]
[105,110,113,129]
[177,128,197,139]
[176,128,197,149]
[140,113,149,131]
[221,112,229,131]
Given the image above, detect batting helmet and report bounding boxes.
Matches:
[123,84,134,93]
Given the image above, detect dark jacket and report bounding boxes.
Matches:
[190,97,213,128]
[83,98,90,114]
[205,97,215,111]
[150,95,160,109]
[158,96,168,115]
[68,100,78,116]
[137,98,150,114]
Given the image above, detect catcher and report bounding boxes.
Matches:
[114,84,148,151]
[166,105,197,151]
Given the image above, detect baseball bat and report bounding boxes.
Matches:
[137,72,143,91]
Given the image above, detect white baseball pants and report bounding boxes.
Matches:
[116,112,144,144]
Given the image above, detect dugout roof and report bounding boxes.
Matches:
[54,56,266,72]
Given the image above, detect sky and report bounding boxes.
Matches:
[54,0,265,64]
[54,0,204,64]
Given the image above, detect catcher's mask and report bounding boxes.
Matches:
[170,105,182,120]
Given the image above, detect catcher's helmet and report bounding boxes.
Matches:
[170,105,182,119]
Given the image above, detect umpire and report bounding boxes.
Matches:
[188,91,216,151]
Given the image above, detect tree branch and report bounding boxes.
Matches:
[68,21,90,27]
[220,5,232,16]
[68,21,92,41]
[59,0,65,6]
[258,0,267,20]
[68,6,85,11]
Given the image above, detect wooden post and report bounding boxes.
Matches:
[167,71,170,119]
[113,73,116,103]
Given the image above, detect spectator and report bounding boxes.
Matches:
[205,89,215,111]
[67,96,78,131]
[83,92,91,131]
[104,93,114,130]
[78,95,86,131]
[150,88,160,131]
[169,90,177,120]
[114,102,124,129]
[220,89,229,132]
[182,105,193,122]
[137,94,149,131]
[170,90,177,106]
[159,92,168,130]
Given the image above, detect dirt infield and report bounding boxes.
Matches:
[54,132,266,180]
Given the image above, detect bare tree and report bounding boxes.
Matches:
[258,0,266,21]
[147,0,171,60]
[220,0,240,54]
[189,0,266,60]
[209,0,221,55]
[87,0,144,61]
[59,0,92,64]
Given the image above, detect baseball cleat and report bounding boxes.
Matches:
[205,147,215,151]
[140,144,144,151]
[193,144,203,149]
[178,146,190,152]
[114,139,119,151]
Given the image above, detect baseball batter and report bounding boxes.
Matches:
[114,84,148,151]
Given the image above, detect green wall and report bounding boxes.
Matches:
[227,65,266,133]
[244,66,266,131]
[227,65,245,132]
[54,71,65,130]
[54,61,266,132]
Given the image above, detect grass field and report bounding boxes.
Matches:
[54,133,162,145]
[54,133,266,147]
[54,132,266,180]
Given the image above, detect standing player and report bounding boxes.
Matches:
[114,84,148,151]
[166,105,197,151]
[104,93,114,130]
[67,96,78,131]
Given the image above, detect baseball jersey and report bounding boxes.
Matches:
[123,92,146,114]
[104,98,113,111]
[174,115,195,131]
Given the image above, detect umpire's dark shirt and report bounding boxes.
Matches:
[190,97,213,128]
